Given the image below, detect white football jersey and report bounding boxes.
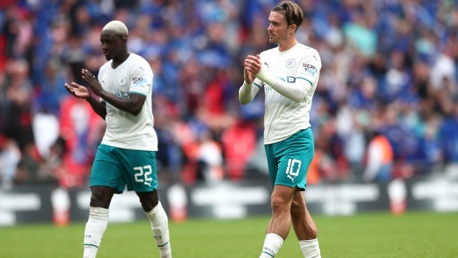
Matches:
[253,43,321,144]
[98,53,157,151]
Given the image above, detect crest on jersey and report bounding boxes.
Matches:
[286,58,296,68]
[119,76,127,86]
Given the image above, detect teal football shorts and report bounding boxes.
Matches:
[90,144,158,193]
[264,128,314,190]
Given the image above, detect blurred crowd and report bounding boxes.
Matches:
[1,0,458,189]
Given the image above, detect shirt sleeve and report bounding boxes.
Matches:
[296,50,321,89]
[130,61,152,96]
[239,78,262,104]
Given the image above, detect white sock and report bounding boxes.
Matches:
[146,202,172,258]
[259,233,284,258]
[299,238,321,258]
[83,207,109,258]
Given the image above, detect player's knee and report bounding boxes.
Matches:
[90,189,113,208]
[271,195,289,212]
[140,201,157,212]
[138,192,159,211]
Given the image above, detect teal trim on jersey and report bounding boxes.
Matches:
[264,128,314,190]
[253,82,262,88]
[129,91,147,97]
[90,144,158,193]
[296,77,313,86]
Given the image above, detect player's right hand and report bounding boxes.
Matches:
[64,82,90,99]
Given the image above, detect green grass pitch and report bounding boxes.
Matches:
[1,211,457,258]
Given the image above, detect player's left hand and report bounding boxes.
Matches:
[244,55,261,75]
[81,69,103,96]
[244,68,256,84]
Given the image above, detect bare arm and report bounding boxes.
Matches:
[64,82,107,119]
[100,92,145,116]
[86,95,107,119]
[81,69,146,116]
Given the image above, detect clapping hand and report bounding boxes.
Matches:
[81,69,104,96]
[64,82,90,99]
[244,55,261,84]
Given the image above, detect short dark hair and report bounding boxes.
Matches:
[272,1,304,30]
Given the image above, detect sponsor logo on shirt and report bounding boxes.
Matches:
[115,91,130,98]
[132,77,147,88]
[280,76,296,83]
[302,63,317,76]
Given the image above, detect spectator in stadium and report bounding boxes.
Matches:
[0,135,21,188]
[363,131,394,182]
[4,0,458,189]
[64,20,172,258]
[3,58,35,151]
[439,100,458,163]
[239,2,321,257]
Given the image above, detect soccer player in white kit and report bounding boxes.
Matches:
[65,20,172,258]
[240,2,322,257]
